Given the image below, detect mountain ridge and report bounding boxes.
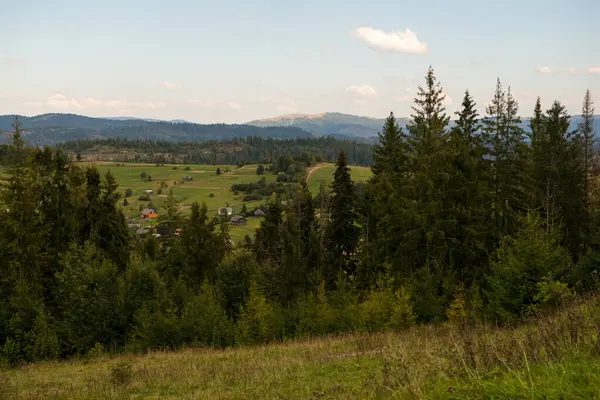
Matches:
[1,112,598,146]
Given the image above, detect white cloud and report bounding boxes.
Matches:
[346,84,378,97]
[568,67,577,74]
[588,67,600,75]
[352,27,428,54]
[228,102,242,110]
[162,81,181,89]
[48,94,84,109]
[536,66,551,73]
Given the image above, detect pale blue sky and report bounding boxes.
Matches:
[1,0,598,123]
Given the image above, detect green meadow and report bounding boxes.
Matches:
[87,162,372,243]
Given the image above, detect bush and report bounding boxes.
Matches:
[296,282,336,336]
[110,361,133,386]
[235,286,280,346]
[487,214,571,324]
[184,166,191,171]
[138,194,150,201]
[125,188,133,197]
[209,193,215,198]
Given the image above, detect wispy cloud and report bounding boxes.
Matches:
[394,88,413,102]
[162,81,181,89]
[588,67,600,75]
[352,27,428,54]
[346,84,378,97]
[22,94,166,111]
[227,102,242,110]
[535,66,600,75]
[48,94,84,110]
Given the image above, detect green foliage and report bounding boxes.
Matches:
[325,151,359,286]
[0,74,597,369]
[486,213,571,324]
[235,285,280,346]
[361,266,415,332]
[110,361,133,386]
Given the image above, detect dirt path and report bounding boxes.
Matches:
[306,163,329,183]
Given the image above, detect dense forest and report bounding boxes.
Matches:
[0,67,598,367]
[55,136,374,166]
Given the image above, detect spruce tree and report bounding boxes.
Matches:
[482,80,529,243]
[579,90,596,250]
[447,90,489,283]
[404,66,452,269]
[325,151,358,286]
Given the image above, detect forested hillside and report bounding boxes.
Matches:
[0,113,313,145]
[0,67,598,371]
[56,136,374,166]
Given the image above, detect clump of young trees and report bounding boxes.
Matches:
[0,69,598,367]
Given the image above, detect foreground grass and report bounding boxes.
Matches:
[3,294,600,399]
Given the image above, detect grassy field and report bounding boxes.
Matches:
[307,163,372,193]
[3,295,600,399]
[85,162,371,243]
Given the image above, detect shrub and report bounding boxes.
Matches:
[125,188,133,197]
[209,193,215,198]
[110,361,133,385]
[235,286,279,346]
[184,166,191,171]
[296,281,336,336]
[138,194,150,202]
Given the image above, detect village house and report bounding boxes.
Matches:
[254,209,266,217]
[230,215,247,226]
[145,189,153,195]
[140,208,158,220]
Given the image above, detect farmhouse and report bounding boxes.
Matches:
[254,209,266,217]
[183,176,193,181]
[218,207,233,216]
[145,189,153,195]
[140,208,158,220]
[231,215,247,226]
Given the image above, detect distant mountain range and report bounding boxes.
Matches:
[0,112,598,146]
[0,113,312,146]
[246,112,600,139]
[246,112,397,140]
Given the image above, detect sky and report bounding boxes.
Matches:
[1,0,599,123]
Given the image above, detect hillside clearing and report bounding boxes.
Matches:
[3,295,600,399]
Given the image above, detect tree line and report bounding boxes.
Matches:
[56,136,375,166]
[0,67,597,367]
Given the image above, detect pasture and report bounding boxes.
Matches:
[87,162,372,243]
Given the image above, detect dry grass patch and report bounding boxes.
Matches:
[2,295,600,399]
